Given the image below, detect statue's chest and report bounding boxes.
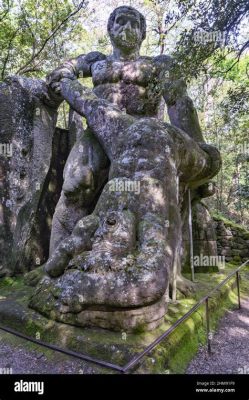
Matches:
[91,59,158,87]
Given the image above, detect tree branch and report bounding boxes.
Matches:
[16,0,86,74]
[0,0,12,23]
[212,39,249,75]
[1,27,20,80]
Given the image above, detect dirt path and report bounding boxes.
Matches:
[187,297,249,374]
[0,331,98,374]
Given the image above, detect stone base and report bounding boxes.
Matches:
[29,273,167,333]
[0,279,168,372]
[53,298,167,332]
[0,284,137,372]
[0,268,244,374]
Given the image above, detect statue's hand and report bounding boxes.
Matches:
[46,65,76,94]
[163,78,187,105]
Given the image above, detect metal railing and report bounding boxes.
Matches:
[0,260,248,373]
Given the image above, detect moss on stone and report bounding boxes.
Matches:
[0,277,18,287]
[212,212,249,233]
[0,264,249,374]
[233,255,242,263]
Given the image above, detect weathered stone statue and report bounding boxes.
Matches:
[27,6,221,331]
[46,5,207,260]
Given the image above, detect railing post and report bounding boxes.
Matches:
[236,271,241,309]
[205,298,212,354]
[188,189,195,282]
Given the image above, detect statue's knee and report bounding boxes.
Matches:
[63,165,94,195]
[199,143,222,177]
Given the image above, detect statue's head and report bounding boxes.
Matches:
[107,6,146,51]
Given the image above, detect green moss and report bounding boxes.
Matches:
[1,265,249,374]
[0,276,24,289]
[132,324,148,334]
[233,255,242,263]
[138,264,249,374]
[0,277,15,287]
[212,211,249,233]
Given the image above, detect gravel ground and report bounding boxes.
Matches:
[0,332,98,374]
[187,297,249,374]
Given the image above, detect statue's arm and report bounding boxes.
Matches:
[46,51,106,93]
[157,55,205,142]
[63,51,107,78]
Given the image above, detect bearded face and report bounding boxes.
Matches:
[110,12,143,51]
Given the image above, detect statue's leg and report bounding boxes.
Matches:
[174,187,196,295]
[49,126,109,255]
[46,214,100,277]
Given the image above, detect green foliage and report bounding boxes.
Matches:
[0,0,87,80]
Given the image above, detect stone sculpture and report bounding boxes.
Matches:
[0,6,221,331]
[45,6,208,260]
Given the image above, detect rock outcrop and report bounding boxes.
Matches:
[0,76,67,276]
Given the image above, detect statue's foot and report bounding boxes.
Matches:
[45,247,71,278]
[24,266,45,287]
[176,275,196,297]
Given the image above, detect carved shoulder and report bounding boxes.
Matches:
[154,54,174,69]
[153,55,188,105]
[154,54,182,82]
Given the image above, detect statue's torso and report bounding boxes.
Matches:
[91,56,167,117]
